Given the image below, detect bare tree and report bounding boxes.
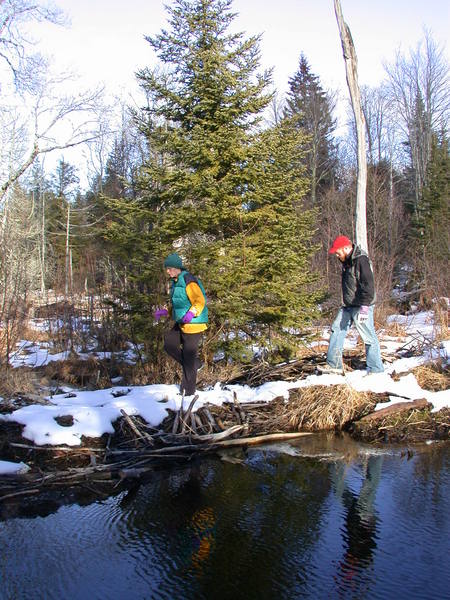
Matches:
[361,85,389,165]
[1,0,102,203]
[84,109,114,195]
[0,0,65,91]
[359,84,406,255]
[334,0,368,251]
[266,88,285,126]
[384,31,450,212]
[0,186,41,365]
[0,71,102,203]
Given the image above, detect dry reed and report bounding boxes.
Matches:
[412,364,449,392]
[278,385,376,431]
[0,366,37,401]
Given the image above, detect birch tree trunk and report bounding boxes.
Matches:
[40,192,46,294]
[333,0,368,252]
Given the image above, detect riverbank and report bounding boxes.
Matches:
[0,353,448,502]
[1,306,448,498]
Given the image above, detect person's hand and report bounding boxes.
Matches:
[181,310,195,324]
[358,305,369,323]
[154,308,169,321]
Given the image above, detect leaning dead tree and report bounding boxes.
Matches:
[334,0,368,252]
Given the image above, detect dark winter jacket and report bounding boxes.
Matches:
[341,245,375,306]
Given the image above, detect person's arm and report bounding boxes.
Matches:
[355,256,375,305]
[185,281,206,317]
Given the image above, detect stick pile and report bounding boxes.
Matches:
[0,393,311,501]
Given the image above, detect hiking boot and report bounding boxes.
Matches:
[364,369,384,377]
[316,364,344,376]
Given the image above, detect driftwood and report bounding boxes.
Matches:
[210,431,311,448]
[226,355,321,386]
[192,424,245,443]
[181,394,199,434]
[358,399,430,422]
[9,443,105,452]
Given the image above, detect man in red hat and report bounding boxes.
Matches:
[319,236,384,375]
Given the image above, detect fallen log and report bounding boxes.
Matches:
[0,488,41,502]
[171,409,180,434]
[358,399,430,422]
[203,407,220,432]
[9,443,105,453]
[106,430,312,457]
[233,391,246,424]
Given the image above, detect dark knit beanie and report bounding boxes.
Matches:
[163,253,184,269]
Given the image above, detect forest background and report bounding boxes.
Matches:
[0,0,448,392]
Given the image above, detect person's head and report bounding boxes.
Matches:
[329,236,353,262]
[163,253,184,278]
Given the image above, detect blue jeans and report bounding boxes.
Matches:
[326,306,384,373]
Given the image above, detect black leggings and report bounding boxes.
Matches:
[164,325,202,396]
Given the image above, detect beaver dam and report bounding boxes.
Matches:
[0,357,448,503]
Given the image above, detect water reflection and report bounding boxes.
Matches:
[0,442,448,600]
[331,455,382,595]
[157,465,217,579]
[118,453,331,599]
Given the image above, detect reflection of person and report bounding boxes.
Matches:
[319,236,384,375]
[189,506,216,576]
[332,455,383,587]
[154,253,208,397]
[166,465,216,578]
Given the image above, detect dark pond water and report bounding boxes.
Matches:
[1,435,449,600]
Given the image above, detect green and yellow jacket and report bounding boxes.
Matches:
[170,270,208,333]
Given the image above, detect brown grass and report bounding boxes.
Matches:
[412,364,449,392]
[382,319,407,338]
[42,356,113,389]
[0,367,37,402]
[277,384,376,431]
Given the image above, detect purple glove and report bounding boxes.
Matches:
[181,310,195,324]
[154,308,169,321]
[358,305,369,323]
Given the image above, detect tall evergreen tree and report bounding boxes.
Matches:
[106,0,320,363]
[284,53,337,205]
[410,131,450,294]
[135,0,272,235]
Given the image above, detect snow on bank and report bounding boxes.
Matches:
[0,380,297,447]
[0,352,448,448]
[0,311,448,449]
[0,460,30,475]
[9,338,139,368]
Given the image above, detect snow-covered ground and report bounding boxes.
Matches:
[0,310,448,474]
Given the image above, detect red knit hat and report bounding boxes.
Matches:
[329,235,352,254]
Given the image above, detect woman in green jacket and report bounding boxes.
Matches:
[154,253,208,397]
